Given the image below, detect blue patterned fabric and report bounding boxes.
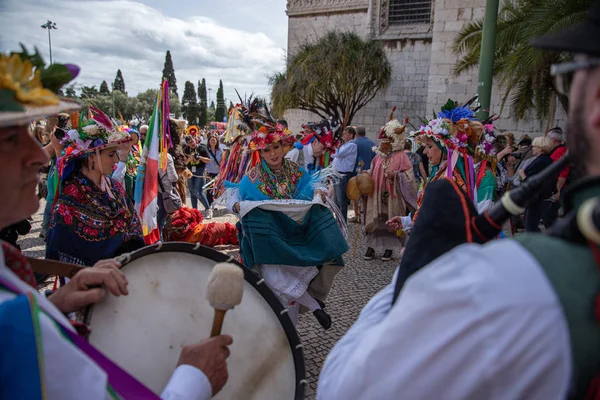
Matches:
[0,293,43,399]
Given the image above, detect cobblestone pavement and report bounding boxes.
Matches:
[20,201,397,399]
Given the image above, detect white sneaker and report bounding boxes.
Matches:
[207,208,213,219]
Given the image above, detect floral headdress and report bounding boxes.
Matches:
[248,122,291,151]
[409,99,483,202]
[61,105,131,161]
[0,45,80,127]
[58,106,131,198]
[475,123,498,176]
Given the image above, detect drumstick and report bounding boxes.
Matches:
[206,263,244,337]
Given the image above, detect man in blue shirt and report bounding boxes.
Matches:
[331,126,358,221]
[354,126,375,171]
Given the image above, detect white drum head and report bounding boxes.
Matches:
[86,243,305,399]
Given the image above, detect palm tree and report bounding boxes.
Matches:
[452,0,591,124]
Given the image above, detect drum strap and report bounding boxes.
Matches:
[0,274,161,399]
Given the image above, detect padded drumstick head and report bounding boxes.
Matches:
[206,263,244,310]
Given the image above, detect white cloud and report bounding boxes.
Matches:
[0,0,287,102]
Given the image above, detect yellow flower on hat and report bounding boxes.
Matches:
[0,53,58,106]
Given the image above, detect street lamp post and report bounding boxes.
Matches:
[41,20,57,64]
[208,87,213,108]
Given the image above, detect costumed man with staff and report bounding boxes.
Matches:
[363,108,417,262]
[0,48,232,399]
[317,5,600,398]
[225,107,348,329]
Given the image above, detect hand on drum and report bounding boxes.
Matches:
[386,216,402,231]
[177,335,233,396]
[48,260,128,313]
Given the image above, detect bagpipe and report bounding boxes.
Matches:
[392,154,600,303]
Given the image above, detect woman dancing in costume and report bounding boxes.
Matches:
[226,119,348,329]
[46,107,144,266]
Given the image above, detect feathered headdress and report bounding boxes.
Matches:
[243,94,293,151]
[301,118,339,150]
[409,99,484,202]
[377,106,409,153]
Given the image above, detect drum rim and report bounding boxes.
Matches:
[84,242,306,399]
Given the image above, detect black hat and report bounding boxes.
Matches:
[531,1,600,57]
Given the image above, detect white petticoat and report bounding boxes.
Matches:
[259,264,319,305]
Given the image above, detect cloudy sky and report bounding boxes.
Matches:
[0,0,288,103]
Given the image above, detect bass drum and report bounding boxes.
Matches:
[85,242,306,399]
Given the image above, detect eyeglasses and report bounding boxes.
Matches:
[551,58,600,96]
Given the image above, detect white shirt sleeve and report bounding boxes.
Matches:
[161,365,212,400]
[285,148,300,163]
[317,240,571,400]
[226,187,240,213]
[112,161,126,185]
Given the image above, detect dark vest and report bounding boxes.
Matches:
[514,177,600,398]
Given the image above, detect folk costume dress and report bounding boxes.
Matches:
[46,171,143,266]
[232,159,348,306]
[45,106,144,266]
[473,123,499,213]
[365,116,418,253]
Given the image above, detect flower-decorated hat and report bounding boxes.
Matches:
[409,99,482,155]
[474,122,499,176]
[409,99,483,202]
[60,105,131,162]
[0,46,80,127]
[248,122,292,151]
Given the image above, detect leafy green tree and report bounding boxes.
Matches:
[65,85,77,98]
[99,80,110,95]
[80,85,98,99]
[162,50,178,98]
[198,78,208,127]
[182,81,199,124]
[271,31,391,127]
[215,80,226,122]
[451,0,590,122]
[169,91,182,118]
[113,69,126,93]
[136,89,159,120]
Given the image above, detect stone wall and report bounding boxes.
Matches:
[425,0,566,137]
[284,0,566,141]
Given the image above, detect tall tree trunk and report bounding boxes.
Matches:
[545,93,557,133]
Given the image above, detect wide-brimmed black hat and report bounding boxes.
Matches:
[531,1,600,56]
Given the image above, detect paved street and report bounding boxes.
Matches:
[20,201,397,399]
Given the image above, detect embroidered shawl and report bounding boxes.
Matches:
[46,171,144,266]
[239,159,314,201]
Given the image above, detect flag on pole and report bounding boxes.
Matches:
[134,80,172,244]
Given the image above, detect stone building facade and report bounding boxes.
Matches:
[284,0,566,139]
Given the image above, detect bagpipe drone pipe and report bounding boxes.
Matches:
[392,154,573,303]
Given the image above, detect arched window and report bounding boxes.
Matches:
[389,0,432,25]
